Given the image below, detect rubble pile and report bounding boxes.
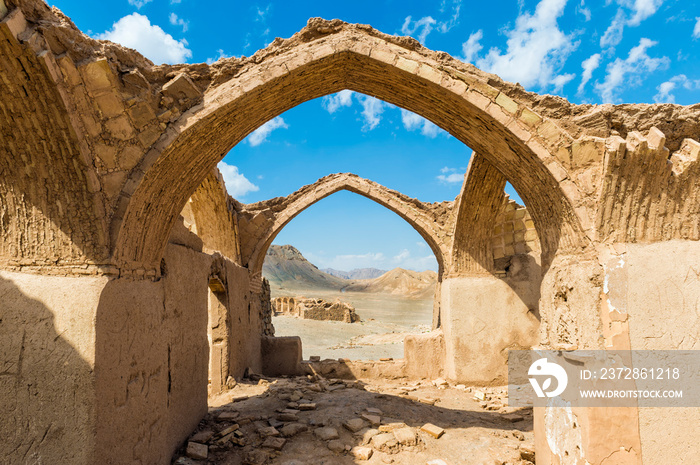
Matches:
[174,374,534,465]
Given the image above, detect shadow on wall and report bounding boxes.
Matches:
[0,274,96,465]
[93,244,211,465]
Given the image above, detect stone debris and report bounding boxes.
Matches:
[420,423,445,439]
[280,423,307,437]
[362,413,382,426]
[371,432,397,449]
[362,428,381,444]
[257,426,280,437]
[262,436,286,451]
[174,458,199,465]
[393,427,418,446]
[218,424,240,437]
[351,445,374,460]
[185,442,208,460]
[314,426,340,441]
[379,422,407,432]
[520,445,535,462]
[344,418,366,432]
[277,412,299,422]
[189,430,214,443]
[177,375,532,464]
[327,439,346,453]
[217,410,239,421]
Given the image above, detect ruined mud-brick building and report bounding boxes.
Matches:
[1,0,698,463]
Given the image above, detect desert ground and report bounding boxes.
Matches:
[271,290,434,360]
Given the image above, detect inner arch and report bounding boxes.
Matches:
[244,173,446,279]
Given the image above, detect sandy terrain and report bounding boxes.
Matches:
[271,291,433,360]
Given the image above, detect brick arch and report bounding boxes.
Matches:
[240,173,450,279]
[112,21,589,275]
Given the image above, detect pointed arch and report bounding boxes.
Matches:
[112,21,588,274]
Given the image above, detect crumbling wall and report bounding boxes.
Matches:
[273,296,360,323]
[260,278,275,337]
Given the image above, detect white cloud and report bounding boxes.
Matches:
[95,13,192,65]
[401,2,462,44]
[437,167,464,183]
[578,53,601,94]
[247,116,288,146]
[400,109,442,138]
[218,161,259,198]
[206,49,233,65]
[601,0,665,49]
[595,38,670,103]
[256,4,271,22]
[694,17,700,39]
[576,0,592,21]
[391,249,438,272]
[401,16,436,44]
[128,0,152,9]
[653,74,700,103]
[437,0,462,33]
[438,173,464,183]
[600,9,626,48]
[625,0,664,26]
[471,0,578,91]
[322,90,354,114]
[393,249,411,262]
[359,95,385,131]
[169,12,188,32]
[550,73,576,92]
[461,30,483,63]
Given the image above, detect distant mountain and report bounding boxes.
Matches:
[343,267,438,300]
[263,245,436,299]
[322,267,387,280]
[263,245,347,291]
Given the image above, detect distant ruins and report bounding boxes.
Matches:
[272,296,361,323]
[1,0,699,463]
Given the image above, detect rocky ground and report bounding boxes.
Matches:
[172,375,535,465]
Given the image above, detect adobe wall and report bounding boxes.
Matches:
[0,270,106,464]
[618,240,700,465]
[0,235,264,465]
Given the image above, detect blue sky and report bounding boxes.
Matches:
[53,0,700,272]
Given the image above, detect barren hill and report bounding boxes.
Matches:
[343,267,438,299]
[322,267,387,280]
[263,245,347,291]
[263,245,436,299]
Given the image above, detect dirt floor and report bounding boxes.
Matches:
[172,374,535,465]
